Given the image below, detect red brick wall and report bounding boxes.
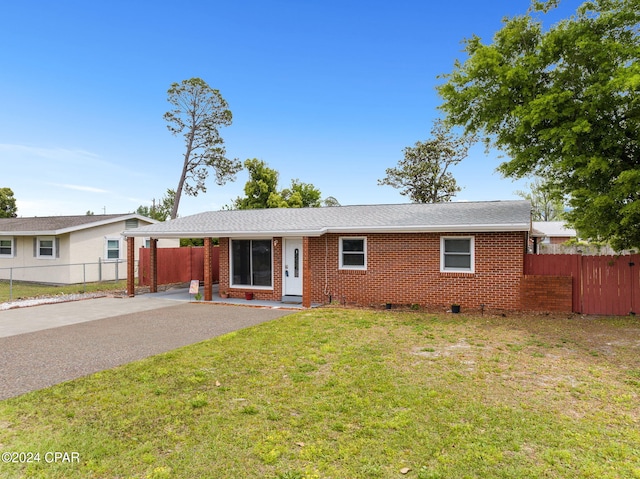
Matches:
[308,232,526,310]
[549,236,571,245]
[219,232,527,310]
[520,275,573,312]
[218,237,283,301]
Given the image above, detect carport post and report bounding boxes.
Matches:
[126,236,135,297]
[149,238,158,293]
[302,236,311,308]
[204,237,213,301]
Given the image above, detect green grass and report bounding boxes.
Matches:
[0,280,128,303]
[1,309,639,478]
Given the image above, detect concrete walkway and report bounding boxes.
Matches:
[0,297,294,400]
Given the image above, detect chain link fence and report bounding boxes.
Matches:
[0,259,133,301]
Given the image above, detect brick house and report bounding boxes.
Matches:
[530,221,577,253]
[124,201,532,311]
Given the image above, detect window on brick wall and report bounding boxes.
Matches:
[440,236,474,273]
[231,239,272,287]
[339,237,367,270]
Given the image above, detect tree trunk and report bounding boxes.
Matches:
[170,132,195,219]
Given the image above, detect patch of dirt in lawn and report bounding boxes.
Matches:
[404,312,640,420]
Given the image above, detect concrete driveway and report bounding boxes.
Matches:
[0,297,293,400]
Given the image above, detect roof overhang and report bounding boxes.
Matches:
[123,223,531,239]
[0,214,156,237]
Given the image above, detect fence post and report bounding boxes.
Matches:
[9,268,13,301]
[115,260,119,282]
[98,257,102,282]
[83,263,86,293]
[577,253,583,314]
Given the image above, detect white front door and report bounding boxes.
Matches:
[283,238,303,296]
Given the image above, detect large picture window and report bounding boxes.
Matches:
[340,237,367,270]
[232,239,272,287]
[441,237,474,273]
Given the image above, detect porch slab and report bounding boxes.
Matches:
[147,286,320,309]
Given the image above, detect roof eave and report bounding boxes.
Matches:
[0,231,58,236]
[0,214,156,236]
[123,223,531,238]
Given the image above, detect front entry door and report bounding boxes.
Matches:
[283,238,303,296]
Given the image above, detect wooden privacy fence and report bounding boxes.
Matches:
[524,254,639,315]
[138,246,219,287]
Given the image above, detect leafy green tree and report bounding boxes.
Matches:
[233,159,325,209]
[233,159,283,209]
[323,196,341,207]
[515,177,566,221]
[137,189,175,221]
[164,78,242,219]
[438,0,640,249]
[281,179,322,208]
[378,119,475,203]
[0,188,17,218]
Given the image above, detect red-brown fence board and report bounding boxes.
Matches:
[524,254,581,312]
[581,255,639,316]
[138,246,219,286]
[525,253,640,315]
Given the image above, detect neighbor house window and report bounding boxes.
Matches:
[340,237,367,270]
[105,238,121,260]
[441,237,474,273]
[36,236,56,259]
[231,239,272,287]
[0,238,14,257]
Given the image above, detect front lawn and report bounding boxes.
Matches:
[0,309,638,478]
[0,280,128,303]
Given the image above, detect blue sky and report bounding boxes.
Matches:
[1,0,584,217]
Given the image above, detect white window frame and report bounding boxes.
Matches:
[36,236,56,260]
[440,236,475,273]
[0,237,14,258]
[339,236,367,270]
[105,237,122,261]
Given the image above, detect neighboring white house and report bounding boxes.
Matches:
[0,214,178,284]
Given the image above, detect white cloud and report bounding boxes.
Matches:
[0,143,103,164]
[50,183,110,194]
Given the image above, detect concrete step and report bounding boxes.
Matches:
[281,295,303,304]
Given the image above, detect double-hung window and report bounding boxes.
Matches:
[36,236,56,259]
[340,237,367,270]
[231,239,272,287]
[0,238,14,257]
[441,237,474,273]
[105,238,121,260]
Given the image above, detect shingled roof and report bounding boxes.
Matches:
[123,201,532,239]
[0,214,153,235]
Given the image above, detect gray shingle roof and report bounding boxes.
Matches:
[531,221,577,238]
[123,201,532,238]
[0,214,153,235]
